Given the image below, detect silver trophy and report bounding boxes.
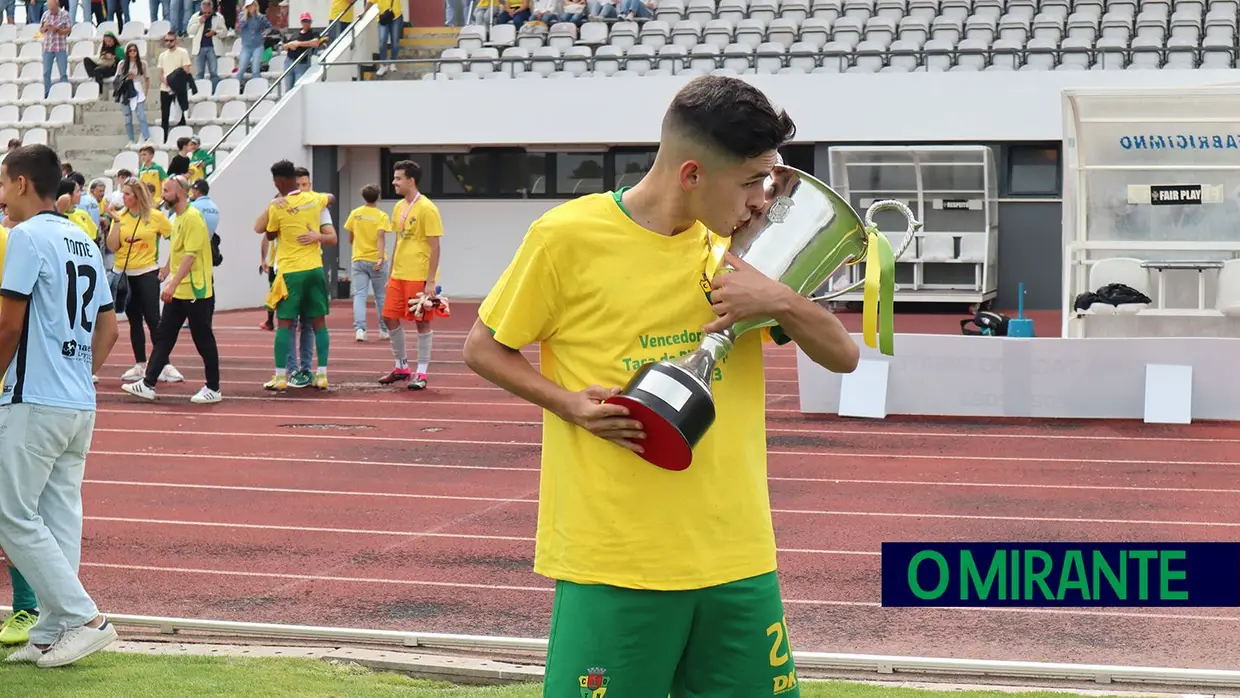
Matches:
[605,164,921,471]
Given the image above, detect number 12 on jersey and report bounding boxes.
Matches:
[65,261,98,333]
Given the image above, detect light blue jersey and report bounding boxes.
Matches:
[0,212,114,411]
[192,195,219,236]
[78,195,101,229]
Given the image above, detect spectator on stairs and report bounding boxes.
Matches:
[89,0,104,23]
[235,0,272,86]
[167,136,194,177]
[157,31,195,135]
[114,43,151,146]
[138,144,167,201]
[370,0,401,77]
[327,0,354,43]
[471,0,499,25]
[40,0,71,99]
[83,32,123,92]
[189,0,225,90]
[282,12,326,91]
[108,0,129,32]
[188,136,214,178]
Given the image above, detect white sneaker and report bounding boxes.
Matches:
[121,363,146,382]
[159,365,184,383]
[355,329,366,342]
[5,643,45,663]
[379,328,390,340]
[375,65,387,76]
[36,619,118,668]
[121,380,156,401]
[190,386,221,404]
[92,375,98,384]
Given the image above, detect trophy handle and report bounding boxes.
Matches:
[808,199,922,303]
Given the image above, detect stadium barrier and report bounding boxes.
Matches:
[6,607,1238,690]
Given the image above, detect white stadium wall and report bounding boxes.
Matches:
[208,68,1240,311]
[207,89,311,312]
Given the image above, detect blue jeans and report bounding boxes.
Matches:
[107,0,128,25]
[120,99,150,142]
[283,59,309,93]
[196,44,219,89]
[351,259,387,331]
[378,17,400,63]
[618,0,650,16]
[148,0,168,21]
[0,404,100,645]
[238,43,262,83]
[43,50,67,98]
[24,1,44,23]
[169,0,188,33]
[287,314,314,373]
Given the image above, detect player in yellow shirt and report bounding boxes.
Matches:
[122,176,221,404]
[57,177,98,242]
[377,160,442,391]
[343,184,390,342]
[463,76,860,697]
[257,159,336,391]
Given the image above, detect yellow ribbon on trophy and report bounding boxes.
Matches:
[860,225,896,356]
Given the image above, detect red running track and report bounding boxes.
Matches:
[22,301,1240,670]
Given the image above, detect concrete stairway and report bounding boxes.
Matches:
[60,96,164,178]
[371,25,458,81]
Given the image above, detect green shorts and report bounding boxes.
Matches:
[277,269,330,321]
[543,571,800,698]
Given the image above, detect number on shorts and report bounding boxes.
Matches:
[766,616,790,667]
[64,261,97,332]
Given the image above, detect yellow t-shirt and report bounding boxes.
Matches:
[113,207,172,272]
[170,205,214,301]
[66,208,98,241]
[374,0,401,18]
[344,205,390,264]
[139,166,165,201]
[390,195,442,282]
[330,0,355,23]
[477,191,775,591]
[266,191,331,275]
[0,224,8,287]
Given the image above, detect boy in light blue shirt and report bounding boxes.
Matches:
[0,144,121,669]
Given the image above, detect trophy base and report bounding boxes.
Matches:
[604,362,715,472]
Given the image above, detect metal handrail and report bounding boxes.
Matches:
[206,0,365,162]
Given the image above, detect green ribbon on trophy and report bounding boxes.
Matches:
[861,223,897,356]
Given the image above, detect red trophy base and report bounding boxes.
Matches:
[604,395,694,472]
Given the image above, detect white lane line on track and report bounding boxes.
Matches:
[96,406,1240,445]
[82,481,1240,529]
[88,428,1240,467]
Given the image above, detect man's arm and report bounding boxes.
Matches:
[0,231,39,378]
[91,309,119,376]
[425,236,440,289]
[0,296,27,380]
[463,321,643,451]
[703,252,859,374]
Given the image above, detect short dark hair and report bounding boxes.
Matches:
[662,76,796,162]
[69,171,85,188]
[361,184,380,203]
[176,136,192,149]
[192,178,209,195]
[270,159,297,179]
[58,177,77,198]
[393,160,421,185]
[117,168,133,178]
[2,144,63,200]
[294,166,310,178]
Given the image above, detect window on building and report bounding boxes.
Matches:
[1007,145,1061,196]
[378,151,434,200]
[556,152,606,195]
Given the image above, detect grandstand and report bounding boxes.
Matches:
[429,0,1240,78]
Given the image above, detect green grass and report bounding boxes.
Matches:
[0,648,1158,698]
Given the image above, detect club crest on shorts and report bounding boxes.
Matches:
[578,667,609,697]
[767,195,794,224]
